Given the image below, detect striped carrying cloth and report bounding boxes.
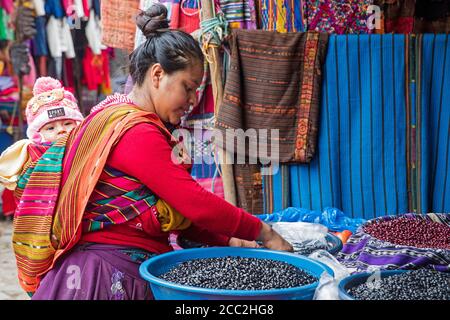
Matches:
[13,140,67,294]
[12,104,175,294]
[13,143,51,201]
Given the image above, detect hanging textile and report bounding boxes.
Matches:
[101,0,139,52]
[0,8,14,40]
[168,0,201,33]
[262,164,289,214]
[32,16,49,57]
[180,127,226,199]
[234,164,264,213]
[264,34,450,218]
[44,0,66,18]
[265,34,410,218]
[302,0,374,34]
[255,0,304,32]
[219,0,257,30]
[217,29,329,163]
[216,30,328,213]
[182,77,215,129]
[417,34,450,214]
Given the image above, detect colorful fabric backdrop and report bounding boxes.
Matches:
[263,34,450,219]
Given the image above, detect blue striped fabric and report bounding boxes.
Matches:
[418,34,450,214]
[265,34,410,219]
[264,34,450,218]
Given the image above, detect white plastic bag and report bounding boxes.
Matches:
[271,222,328,254]
[313,272,340,300]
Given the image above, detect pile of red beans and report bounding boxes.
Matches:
[363,216,450,249]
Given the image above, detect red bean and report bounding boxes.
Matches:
[363,216,450,249]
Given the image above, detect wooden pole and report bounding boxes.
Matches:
[14,0,25,142]
[199,0,237,206]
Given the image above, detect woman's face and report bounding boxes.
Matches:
[150,62,203,125]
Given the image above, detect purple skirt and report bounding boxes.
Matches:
[32,243,155,300]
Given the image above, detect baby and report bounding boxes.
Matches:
[0,76,84,191]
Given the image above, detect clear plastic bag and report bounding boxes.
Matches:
[313,272,340,300]
[271,222,328,255]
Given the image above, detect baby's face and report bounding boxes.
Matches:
[39,119,77,142]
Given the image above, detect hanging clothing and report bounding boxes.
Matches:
[82,47,111,92]
[32,0,46,16]
[1,0,15,14]
[0,8,14,41]
[219,0,257,30]
[255,0,304,32]
[44,0,66,18]
[165,0,201,33]
[303,0,374,34]
[92,0,101,17]
[181,127,226,199]
[46,17,76,59]
[73,0,86,18]
[81,46,102,90]
[101,0,139,51]
[61,0,74,13]
[32,16,49,57]
[85,9,103,55]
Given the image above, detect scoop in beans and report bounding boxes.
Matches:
[363,216,450,249]
[159,256,318,290]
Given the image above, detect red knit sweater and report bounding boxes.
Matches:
[80,123,262,253]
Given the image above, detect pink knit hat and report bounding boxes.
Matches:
[26,77,84,143]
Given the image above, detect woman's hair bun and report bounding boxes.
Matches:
[136,3,170,38]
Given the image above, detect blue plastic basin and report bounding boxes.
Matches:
[139,247,334,300]
[338,270,409,300]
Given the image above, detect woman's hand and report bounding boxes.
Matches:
[228,237,261,248]
[256,222,293,252]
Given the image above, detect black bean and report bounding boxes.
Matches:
[159,256,318,290]
[348,269,450,300]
